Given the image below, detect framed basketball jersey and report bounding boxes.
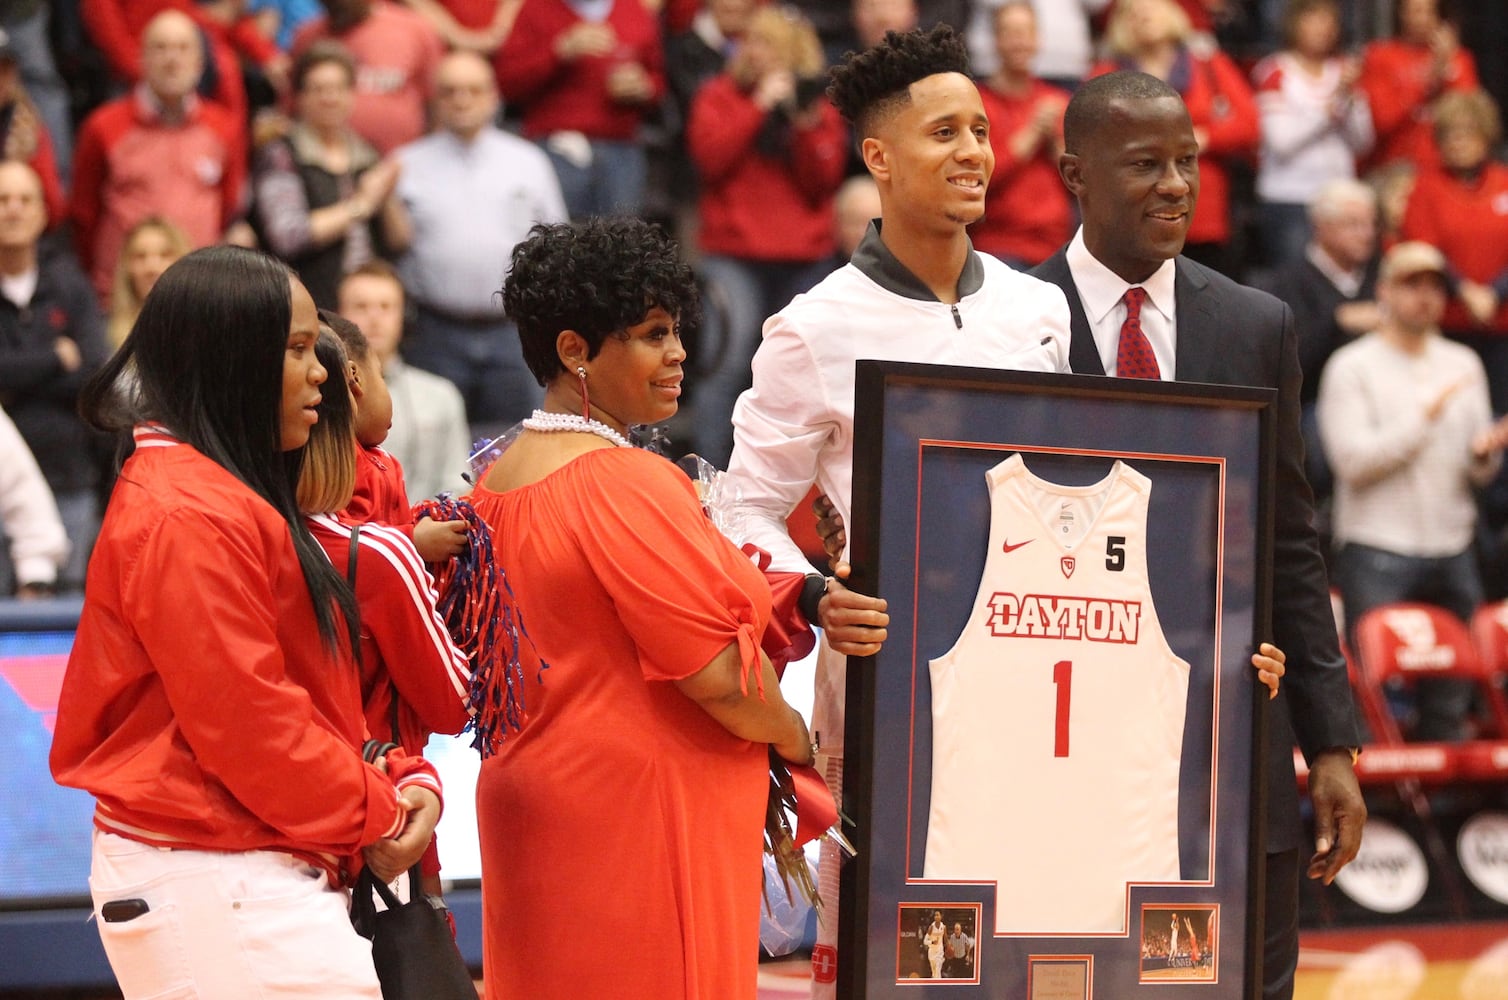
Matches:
[842,363,1275,999]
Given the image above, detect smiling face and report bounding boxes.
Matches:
[994,3,1038,77]
[1063,94,1199,283]
[435,51,500,141]
[867,72,993,234]
[141,11,203,103]
[338,272,405,363]
[1438,121,1490,173]
[0,162,46,252]
[296,58,355,132]
[1312,196,1377,272]
[1398,0,1440,42]
[1291,5,1340,59]
[579,306,685,434]
[853,0,918,49]
[125,224,184,302]
[1380,270,1447,336]
[280,279,327,451]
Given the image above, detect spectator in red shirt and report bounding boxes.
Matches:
[80,0,292,125]
[662,0,764,223]
[71,9,248,303]
[969,0,1071,269]
[1360,0,1477,172]
[495,0,665,220]
[400,0,523,55]
[685,3,845,466]
[292,0,444,155]
[1091,0,1258,275]
[1400,88,1508,406]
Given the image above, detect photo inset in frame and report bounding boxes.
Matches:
[1138,903,1219,983]
[896,903,981,984]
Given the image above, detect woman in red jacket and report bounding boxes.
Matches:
[1401,88,1508,408]
[684,4,846,466]
[50,247,440,1000]
[494,0,665,219]
[1359,0,1477,172]
[1091,0,1258,275]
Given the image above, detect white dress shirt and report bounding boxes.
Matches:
[394,127,568,315]
[1065,227,1178,379]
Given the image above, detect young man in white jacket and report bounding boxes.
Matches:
[0,404,67,598]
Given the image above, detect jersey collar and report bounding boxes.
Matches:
[850,220,984,303]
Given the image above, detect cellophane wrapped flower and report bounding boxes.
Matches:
[678,453,837,915]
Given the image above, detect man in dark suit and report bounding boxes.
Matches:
[1029,70,1366,1000]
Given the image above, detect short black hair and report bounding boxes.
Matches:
[292,38,356,93]
[1063,71,1183,156]
[827,24,971,139]
[503,218,699,387]
[319,307,371,365]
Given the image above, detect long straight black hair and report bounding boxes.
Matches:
[81,246,358,650]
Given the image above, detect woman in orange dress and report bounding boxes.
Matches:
[469,218,813,999]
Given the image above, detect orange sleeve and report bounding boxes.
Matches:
[568,451,773,683]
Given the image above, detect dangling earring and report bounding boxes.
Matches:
[576,365,591,421]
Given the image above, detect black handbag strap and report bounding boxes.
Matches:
[347,523,361,586]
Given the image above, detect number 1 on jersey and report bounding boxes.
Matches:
[1053,659,1072,757]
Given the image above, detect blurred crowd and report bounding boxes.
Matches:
[4,0,1508,644]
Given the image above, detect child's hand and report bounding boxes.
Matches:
[414,517,468,562]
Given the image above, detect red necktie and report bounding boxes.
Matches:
[1115,286,1160,380]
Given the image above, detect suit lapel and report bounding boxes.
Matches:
[1172,257,1218,382]
[1034,251,1104,376]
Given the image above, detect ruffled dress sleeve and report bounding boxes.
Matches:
[567,449,774,685]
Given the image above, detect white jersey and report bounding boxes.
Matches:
[923,455,1189,935]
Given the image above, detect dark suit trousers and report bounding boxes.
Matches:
[1263,848,1301,1000]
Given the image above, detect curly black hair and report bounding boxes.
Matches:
[503,218,699,387]
[1062,71,1182,156]
[827,24,972,140]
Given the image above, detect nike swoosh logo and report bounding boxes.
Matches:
[1001,539,1033,553]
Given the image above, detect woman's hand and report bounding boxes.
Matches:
[362,786,441,882]
[752,70,796,112]
[555,22,616,62]
[356,158,402,215]
[772,706,814,767]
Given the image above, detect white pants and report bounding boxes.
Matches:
[89,831,382,999]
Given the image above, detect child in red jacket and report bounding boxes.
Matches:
[324,310,468,563]
[300,327,472,900]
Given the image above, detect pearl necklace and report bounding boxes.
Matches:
[521,409,632,448]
